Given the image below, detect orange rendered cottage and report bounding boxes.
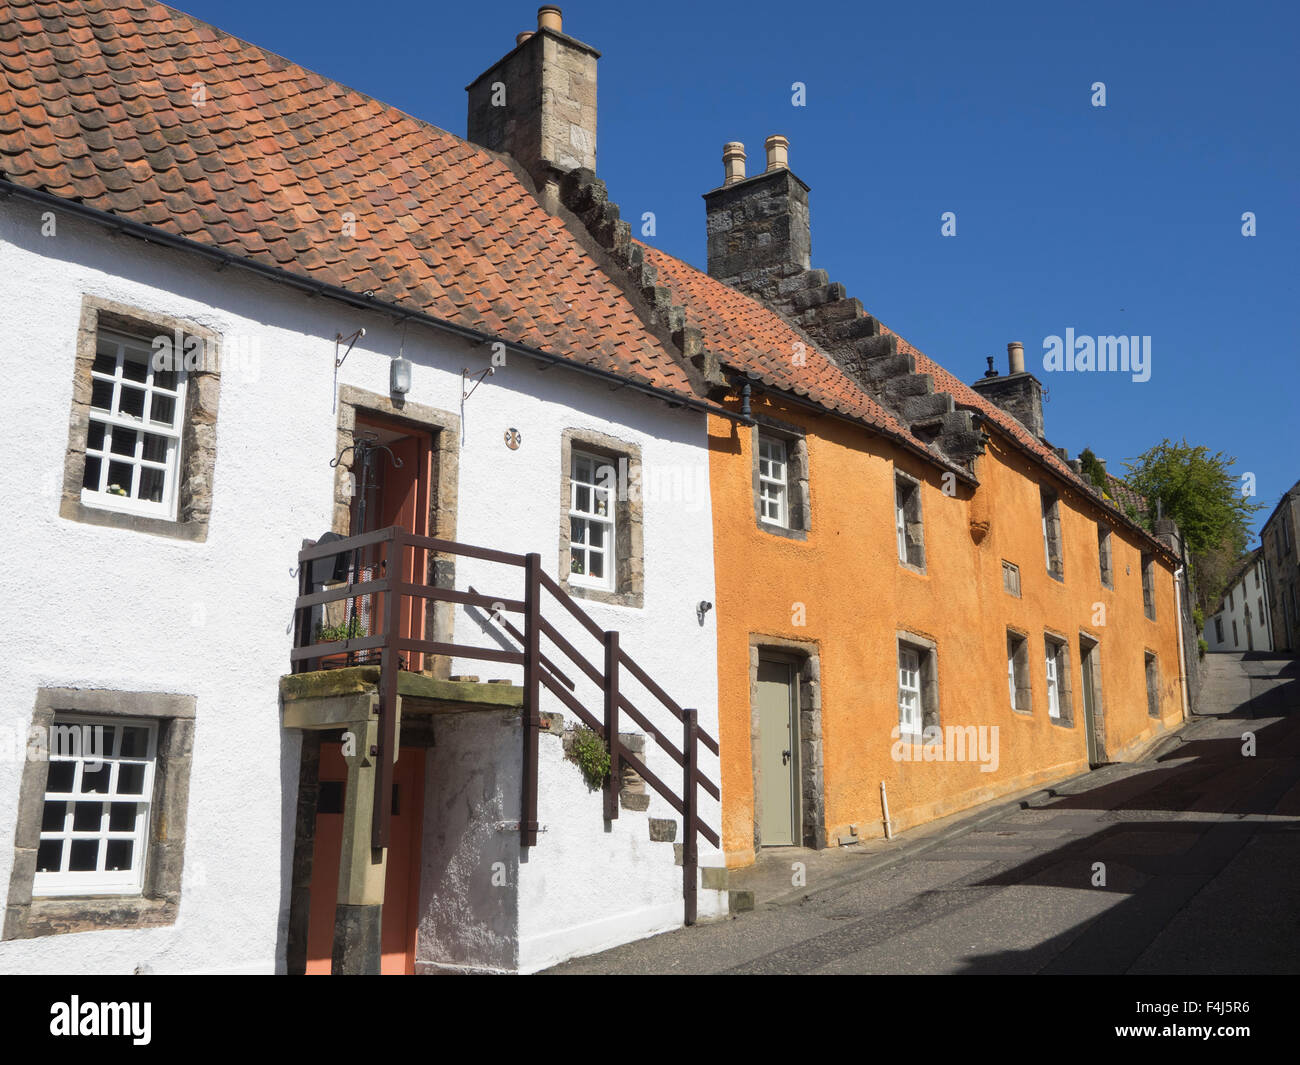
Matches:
[549,120,1190,866]
[646,142,1187,864]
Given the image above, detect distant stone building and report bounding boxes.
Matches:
[1205,549,1272,652]
[1260,480,1300,651]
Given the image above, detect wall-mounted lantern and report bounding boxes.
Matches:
[390,355,412,395]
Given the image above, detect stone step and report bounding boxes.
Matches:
[776,268,829,296]
[853,333,901,364]
[648,817,676,842]
[728,889,755,914]
[788,284,851,316]
[900,391,953,422]
[883,372,934,400]
[620,789,650,812]
[858,351,912,384]
[820,314,882,345]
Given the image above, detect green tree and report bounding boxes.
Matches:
[1078,447,1110,493]
[1123,439,1263,613]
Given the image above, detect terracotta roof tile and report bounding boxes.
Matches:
[640,242,934,452]
[0,0,695,397]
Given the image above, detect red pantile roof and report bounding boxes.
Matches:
[641,242,939,455]
[886,327,1127,507]
[645,237,1170,548]
[0,0,695,395]
[1103,471,1147,516]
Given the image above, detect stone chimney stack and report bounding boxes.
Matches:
[969,341,1046,440]
[466,7,599,202]
[704,135,811,304]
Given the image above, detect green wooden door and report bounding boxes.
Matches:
[757,659,798,846]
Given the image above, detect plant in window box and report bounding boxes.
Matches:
[314,616,369,668]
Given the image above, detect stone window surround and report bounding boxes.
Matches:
[558,428,644,609]
[896,630,940,739]
[1141,552,1157,621]
[334,386,461,678]
[1079,630,1108,759]
[1002,560,1022,598]
[1006,627,1032,714]
[3,688,195,941]
[748,635,825,853]
[60,295,221,542]
[895,468,926,573]
[1144,650,1161,718]
[751,416,810,542]
[1043,629,1075,728]
[1041,489,1065,583]
[1098,525,1114,589]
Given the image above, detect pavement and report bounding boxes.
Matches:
[544,651,1300,974]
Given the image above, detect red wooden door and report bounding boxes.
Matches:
[351,423,431,672]
[305,743,425,975]
[377,434,430,673]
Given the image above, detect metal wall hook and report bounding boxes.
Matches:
[462,366,495,401]
[334,327,366,369]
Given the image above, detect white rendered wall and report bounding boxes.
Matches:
[1206,559,1271,652]
[0,199,722,974]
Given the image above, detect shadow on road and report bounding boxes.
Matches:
[953,694,1300,974]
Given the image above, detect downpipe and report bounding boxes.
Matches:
[1174,565,1191,722]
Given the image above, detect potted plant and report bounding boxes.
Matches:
[313,615,370,668]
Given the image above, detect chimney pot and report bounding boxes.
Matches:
[516,31,534,46]
[537,5,562,32]
[764,134,789,172]
[722,141,747,186]
[983,356,998,378]
[1007,341,1025,375]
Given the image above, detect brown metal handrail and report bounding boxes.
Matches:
[291,526,719,924]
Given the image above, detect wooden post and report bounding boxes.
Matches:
[683,708,698,926]
[521,553,541,847]
[335,712,386,974]
[604,630,620,821]
[294,540,312,674]
[371,528,401,848]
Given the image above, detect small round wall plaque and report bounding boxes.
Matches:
[504,428,521,450]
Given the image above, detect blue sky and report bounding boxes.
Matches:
[179,0,1297,540]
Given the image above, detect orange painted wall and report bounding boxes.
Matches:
[709,395,1185,867]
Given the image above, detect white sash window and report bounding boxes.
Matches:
[82,330,187,520]
[569,450,615,590]
[34,717,158,896]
